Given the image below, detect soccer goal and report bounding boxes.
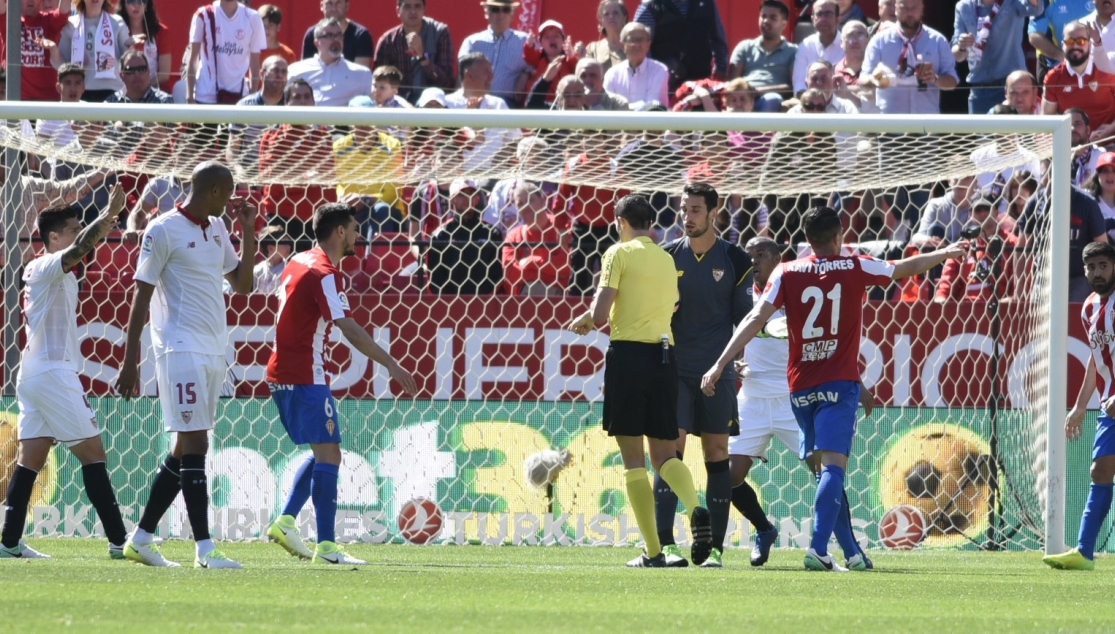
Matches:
[0,102,1075,554]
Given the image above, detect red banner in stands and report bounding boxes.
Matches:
[29,292,1091,408]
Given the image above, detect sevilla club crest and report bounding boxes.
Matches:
[712,269,724,282]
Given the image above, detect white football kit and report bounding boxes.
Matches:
[134,208,239,432]
[17,251,99,447]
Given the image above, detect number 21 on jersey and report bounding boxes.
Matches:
[801,283,841,339]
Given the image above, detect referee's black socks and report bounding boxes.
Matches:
[1,464,38,548]
[81,461,127,546]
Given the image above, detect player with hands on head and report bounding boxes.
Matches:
[1045,241,1115,571]
[701,206,965,571]
[266,203,417,565]
[1,185,128,560]
[115,161,257,569]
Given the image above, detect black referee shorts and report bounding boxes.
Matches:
[602,341,679,440]
[677,377,739,437]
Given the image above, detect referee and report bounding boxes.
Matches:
[568,194,712,568]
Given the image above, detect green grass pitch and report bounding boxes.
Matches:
[2,540,1114,633]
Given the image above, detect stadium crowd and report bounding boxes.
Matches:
[4,0,1115,301]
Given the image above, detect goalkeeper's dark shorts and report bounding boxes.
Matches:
[677,376,739,437]
[602,341,678,440]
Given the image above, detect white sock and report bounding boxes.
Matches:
[196,538,215,557]
[130,528,154,545]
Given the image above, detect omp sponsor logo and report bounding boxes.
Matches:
[801,339,838,361]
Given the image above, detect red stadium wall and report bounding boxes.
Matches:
[49,291,1092,410]
[155,0,770,80]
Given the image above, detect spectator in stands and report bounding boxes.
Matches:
[56,0,134,102]
[258,79,337,246]
[559,144,630,295]
[458,0,532,107]
[527,65,586,110]
[614,102,689,195]
[1042,22,1115,142]
[302,0,373,68]
[368,65,413,107]
[933,194,1017,303]
[1028,0,1094,83]
[250,224,295,295]
[576,57,630,110]
[373,0,455,105]
[912,175,978,248]
[502,182,570,295]
[1,0,71,101]
[334,98,407,237]
[870,0,897,36]
[789,60,858,113]
[761,88,838,245]
[952,0,1043,115]
[1000,170,1038,234]
[1085,0,1115,74]
[125,170,189,238]
[1067,108,1104,189]
[427,178,504,295]
[634,0,730,92]
[729,0,797,113]
[602,23,669,110]
[483,137,561,232]
[258,4,297,64]
[105,49,171,104]
[1015,179,1108,302]
[793,0,844,95]
[226,55,287,181]
[1086,152,1115,239]
[186,0,266,104]
[445,52,522,172]
[997,70,1040,114]
[15,165,110,262]
[584,0,628,72]
[523,20,579,105]
[289,18,374,108]
[836,0,869,26]
[119,0,171,89]
[861,0,958,115]
[971,106,1043,208]
[35,63,84,149]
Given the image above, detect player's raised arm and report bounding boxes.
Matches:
[334,318,418,395]
[223,197,259,294]
[701,300,779,395]
[60,184,126,272]
[891,241,968,280]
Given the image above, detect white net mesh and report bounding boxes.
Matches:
[0,105,1079,552]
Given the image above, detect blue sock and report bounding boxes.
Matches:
[281,456,316,517]
[833,489,860,560]
[1077,483,1114,560]
[811,465,846,557]
[311,463,340,544]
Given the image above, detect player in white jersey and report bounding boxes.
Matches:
[114,161,257,569]
[729,237,875,570]
[0,188,129,560]
[1045,241,1115,571]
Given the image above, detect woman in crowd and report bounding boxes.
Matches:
[1086,153,1115,241]
[58,0,135,102]
[118,0,171,89]
[583,0,628,73]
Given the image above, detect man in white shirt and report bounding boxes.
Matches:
[445,53,522,172]
[186,0,267,104]
[0,187,128,561]
[793,0,845,94]
[603,22,670,110]
[458,0,532,107]
[289,17,373,108]
[1085,0,1115,74]
[116,161,257,569]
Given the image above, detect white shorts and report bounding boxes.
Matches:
[16,370,99,448]
[728,392,800,461]
[155,352,225,432]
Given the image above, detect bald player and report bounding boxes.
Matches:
[116,161,258,569]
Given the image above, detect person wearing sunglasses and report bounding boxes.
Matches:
[1042,20,1115,146]
[300,0,373,68]
[458,0,532,107]
[106,48,172,104]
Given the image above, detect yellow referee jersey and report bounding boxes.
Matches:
[598,236,678,344]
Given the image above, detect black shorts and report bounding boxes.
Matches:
[677,377,739,437]
[602,341,678,440]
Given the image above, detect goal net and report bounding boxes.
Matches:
[0,103,1077,553]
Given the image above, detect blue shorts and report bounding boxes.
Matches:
[270,384,341,445]
[1094,415,1115,461]
[790,380,860,461]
